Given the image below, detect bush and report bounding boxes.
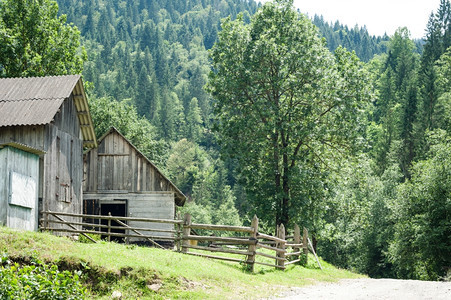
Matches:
[0,254,86,300]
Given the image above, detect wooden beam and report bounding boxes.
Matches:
[114,218,165,249]
[257,243,287,253]
[257,232,286,243]
[255,251,287,261]
[50,214,97,243]
[42,211,183,224]
[185,244,252,256]
[182,235,257,245]
[189,223,254,233]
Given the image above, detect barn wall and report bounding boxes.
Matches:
[43,97,83,229]
[0,126,45,200]
[0,96,84,224]
[0,126,46,151]
[0,147,39,231]
[83,130,177,195]
[83,192,175,240]
[0,147,8,226]
[128,193,175,239]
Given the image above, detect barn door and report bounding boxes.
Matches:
[100,201,127,242]
[8,171,37,231]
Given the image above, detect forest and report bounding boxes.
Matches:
[0,0,449,281]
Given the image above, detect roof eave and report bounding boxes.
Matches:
[72,78,97,149]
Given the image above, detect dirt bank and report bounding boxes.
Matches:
[273,278,451,300]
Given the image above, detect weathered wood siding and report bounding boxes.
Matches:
[43,96,83,230]
[0,96,84,231]
[83,130,182,241]
[84,130,174,194]
[0,126,45,200]
[83,192,175,239]
[128,193,174,239]
[0,147,39,231]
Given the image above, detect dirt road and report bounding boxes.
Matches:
[273,278,451,300]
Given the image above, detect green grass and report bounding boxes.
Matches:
[0,227,363,299]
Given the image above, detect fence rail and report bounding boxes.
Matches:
[40,211,317,271]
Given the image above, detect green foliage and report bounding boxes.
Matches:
[389,131,451,280]
[312,15,391,62]
[0,254,86,299]
[56,0,260,144]
[88,96,168,167]
[0,0,86,77]
[434,47,451,131]
[319,0,450,278]
[370,27,420,178]
[208,0,372,229]
[318,156,401,277]
[167,139,242,227]
[166,139,209,197]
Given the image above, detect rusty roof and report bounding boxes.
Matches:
[0,75,97,148]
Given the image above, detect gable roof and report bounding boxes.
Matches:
[0,75,97,148]
[96,127,186,206]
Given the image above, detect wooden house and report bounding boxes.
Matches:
[0,75,97,231]
[83,127,186,243]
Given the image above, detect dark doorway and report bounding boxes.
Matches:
[100,202,127,242]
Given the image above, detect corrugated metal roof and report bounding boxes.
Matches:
[0,142,46,155]
[0,75,80,101]
[0,98,65,126]
[0,75,97,148]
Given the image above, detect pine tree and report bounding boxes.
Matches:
[186,97,203,142]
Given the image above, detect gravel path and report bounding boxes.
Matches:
[273,278,451,300]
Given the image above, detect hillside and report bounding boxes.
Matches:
[56,0,390,141]
[0,227,362,299]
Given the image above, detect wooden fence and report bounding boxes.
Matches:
[40,211,318,271]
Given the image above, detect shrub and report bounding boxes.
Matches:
[0,254,86,299]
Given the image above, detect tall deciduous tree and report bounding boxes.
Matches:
[0,0,86,77]
[207,0,372,229]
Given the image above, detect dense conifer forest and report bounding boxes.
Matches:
[1,0,449,281]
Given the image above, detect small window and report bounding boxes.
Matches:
[9,171,36,209]
[59,183,71,203]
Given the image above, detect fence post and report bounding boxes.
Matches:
[247,215,258,272]
[277,224,286,269]
[176,212,181,252]
[107,212,111,242]
[303,227,309,265]
[293,224,301,264]
[181,213,191,253]
[44,211,49,230]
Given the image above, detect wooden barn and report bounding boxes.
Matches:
[83,127,186,243]
[0,75,97,231]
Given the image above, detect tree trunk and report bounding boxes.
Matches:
[274,132,281,229]
[280,151,290,230]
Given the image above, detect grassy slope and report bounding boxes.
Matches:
[0,227,363,299]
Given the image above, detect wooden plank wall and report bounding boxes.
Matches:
[83,192,175,240]
[44,97,83,230]
[0,126,45,201]
[127,193,175,239]
[0,147,39,231]
[0,148,7,226]
[84,130,176,195]
[83,130,180,241]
